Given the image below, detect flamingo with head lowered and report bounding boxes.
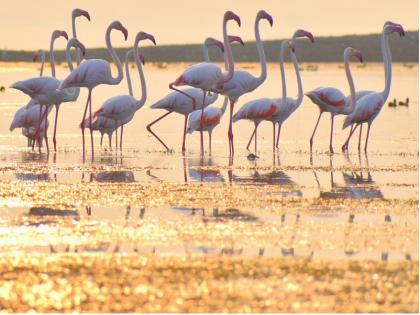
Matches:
[92,31,155,149]
[305,47,364,153]
[210,10,273,158]
[58,20,128,160]
[235,29,314,153]
[341,22,405,152]
[169,11,241,155]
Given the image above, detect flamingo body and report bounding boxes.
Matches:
[187,106,223,134]
[305,87,349,114]
[174,63,223,90]
[233,98,278,123]
[343,93,384,128]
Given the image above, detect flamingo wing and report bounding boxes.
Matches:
[187,107,222,133]
[180,62,222,89]
[308,87,346,107]
[59,59,111,90]
[96,95,137,122]
[233,98,278,122]
[343,93,384,129]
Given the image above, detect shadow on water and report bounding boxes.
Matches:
[92,170,136,183]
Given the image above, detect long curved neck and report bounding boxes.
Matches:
[219,19,235,84]
[220,96,229,114]
[65,43,80,99]
[125,49,134,96]
[39,52,45,76]
[254,17,267,86]
[344,52,356,114]
[382,32,392,101]
[49,36,57,77]
[203,43,211,63]
[279,41,288,102]
[106,26,124,85]
[72,15,82,64]
[134,40,147,110]
[290,49,303,106]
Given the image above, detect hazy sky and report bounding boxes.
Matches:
[1,0,418,50]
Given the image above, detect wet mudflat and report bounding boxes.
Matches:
[0,62,417,312]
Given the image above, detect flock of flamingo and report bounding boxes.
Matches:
[9,9,405,161]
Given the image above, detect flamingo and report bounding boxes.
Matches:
[343,24,405,152]
[210,10,273,158]
[147,37,225,152]
[10,29,68,152]
[341,23,405,152]
[235,29,314,153]
[169,10,241,155]
[58,20,128,160]
[32,49,46,76]
[305,47,364,153]
[21,120,49,148]
[92,31,155,150]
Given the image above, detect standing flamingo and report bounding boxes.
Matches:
[342,24,405,152]
[58,21,128,160]
[92,31,156,149]
[236,29,314,153]
[305,47,363,153]
[211,10,273,158]
[169,11,241,155]
[10,30,68,152]
[148,37,224,152]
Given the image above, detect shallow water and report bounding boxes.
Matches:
[0,62,418,261]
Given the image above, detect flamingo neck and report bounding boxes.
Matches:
[64,41,80,99]
[203,42,211,63]
[106,26,124,85]
[254,17,267,86]
[290,48,303,106]
[49,36,57,78]
[219,18,235,84]
[279,41,288,102]
[134,38,147,110]
[343,51,356,114]
[72,15,82,64]
[220,96,229,114]
[382,32,392,101]
[39,51,45,76]
[125,49,134,96]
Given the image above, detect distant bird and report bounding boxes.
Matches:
[187,96,228,152]
[32,49,46,76]
[93,31,155,150]
[148,37,227,152]
[305,47,363,153]
[58,21,128,160]
[342,21,404,151]
[169,11,241,155]
[210,10,273,158]
[398,97,409,106]
[388,98,397,107]
[342,24,405,152]
[10,29,69,153]
[238,29,314,153]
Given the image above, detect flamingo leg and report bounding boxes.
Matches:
[108,133,112,148]
[81,90,91,160]
[169,83,196,110]
[33,105,45,151]
[329,114,335,153]
[146,111,172,151]
[364,123,371,152]
[254,122,259,154]
[200,91,206,155]
[115,127,118,149]
[276,123,282,149]
[209,131,212,153]
[120,125,124,150]
[100,133,104,146]
[43,107,49,154]
[341,124,355,152]
[182,115,187,152]
[246,128,256,151]
[88,93,94,160]
[34,105,49,153]
[228,99,235,157]
[358,124,363,152]
[272,122,276,150]
[309,112,322,151]
[52,104,60,152]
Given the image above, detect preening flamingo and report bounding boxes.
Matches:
[10,29,69,152]
[58,20,128,160]
[342,24,405,152]
[237,29,314,153]
[305,47,363,153]
[93,31,155,149]
[148,37,224,152]
[211,10,273,158]
[170,10,241,155]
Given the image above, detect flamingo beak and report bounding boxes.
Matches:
[306,31,315,43]
[61,31,69,40]
[229,36,244,46]
[231,12,241,27]
[121,26,128,40]
[146,33,156,45]
[354,50,363,63]
[78,42,86,56]
[216,40,224,52]
[82,10,91,21]
[265,13,274,27]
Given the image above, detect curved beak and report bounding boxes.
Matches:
[61,31,69,40]
[229,35,244,46]
[145,33,156,45]
[121,26,128,40]
[265,13,274,27]
[305,31,315,43]
[232,12,241,27]
[78,42,86,56]
[215,40,224,52]
[354,50,363,63]
[81,10,91,21]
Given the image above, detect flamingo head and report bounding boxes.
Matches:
[52,30,68,41]
[137,31,156,45]
[229,35,244,46]
[73,8,91,21]
[69,38,86,56]
[287,40,295,53]
[257,10,273,27]
[224,11,241,27]
[347,47,363,63]
[111,21,128,40]
[293,29,314,43]
[204,37,224,52]
[384,23,405,37]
